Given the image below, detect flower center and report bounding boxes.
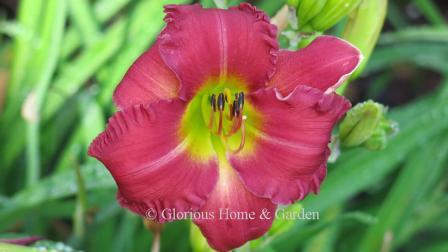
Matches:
[178,77,261,162]
[207,89,246,153]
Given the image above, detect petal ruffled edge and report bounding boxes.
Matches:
[159,3,279,100]
[88,99,218,222]
[230,86,351,204]
[270,36,362,95]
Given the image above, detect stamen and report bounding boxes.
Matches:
[217,93,225,111]
[228,102,234,120]
[208,91,246,148]
[208,110,215,129]
[224,113,242,137]
[210,94,217,112]
[232,100,238,118]
[217,110,223,135]
[216,93,225,135]
[237,92,244,110]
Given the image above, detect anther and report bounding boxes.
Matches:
[237,92,244,110]
[217,93,225,111]
[232,100,239,117]
[210,94,217,112]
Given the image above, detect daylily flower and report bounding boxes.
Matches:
[89,3,361,251]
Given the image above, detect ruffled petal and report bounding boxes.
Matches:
[113,40,180,110]
[159,3,278,99]
[270,36,362,95]
[88,100,218,222]
[194,163,276,252]
[229,86,351,204]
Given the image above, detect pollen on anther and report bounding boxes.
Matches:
[217,93,225,111]
[210,94,217,112]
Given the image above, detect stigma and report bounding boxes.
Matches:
[208,90,246,153]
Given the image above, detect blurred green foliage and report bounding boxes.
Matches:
[0,0,447,251]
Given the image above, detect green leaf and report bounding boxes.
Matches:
[68,0,101,45]
[358,134,448,251]
[25,0,68,186]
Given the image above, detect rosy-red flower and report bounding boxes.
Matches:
[89,3,361,251]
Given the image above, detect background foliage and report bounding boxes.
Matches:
[0,0,447,251]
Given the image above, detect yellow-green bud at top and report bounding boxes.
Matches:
[286,0,300,8]
[342,0,388,79]
[297,0,362,32]
[339,100,398,150]
[190,223,214,252]
[339,100,384,147]
[295,0,328,30]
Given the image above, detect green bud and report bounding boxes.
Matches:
[339,100,398,150]
[342,0,388,79]
[287,0,300,8]
[339,100,384,147]
[305,0,362,31]
[190,223,214,252]
[363,129,387,151]
[296,0,328,30]
[364,117,398,150]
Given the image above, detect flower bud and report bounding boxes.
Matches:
[342,0,387,79]
[295,0,328,30]
[339,100,397,150]
[363,129,387,151]
[364,118,398,151]
[286,0,299,8]
[296,0,362,31]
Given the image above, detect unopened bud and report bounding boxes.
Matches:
[339,100,397,150]
[295,0,328,30]
[342,0,387,79]
[295,0,362,32]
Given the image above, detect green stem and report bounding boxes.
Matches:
[7,0,43,97]
[61,0,130,59]
[25,0,67,186]
[73,157,87,242]
[68,0,101,45]
[151,230,161,252]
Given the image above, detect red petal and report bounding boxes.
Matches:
[194,166,276,251]
[88,100,218,222]
[270,36,362,95]
[113,40,180,110]
[230,86,351,204]
[159,3,278,99]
